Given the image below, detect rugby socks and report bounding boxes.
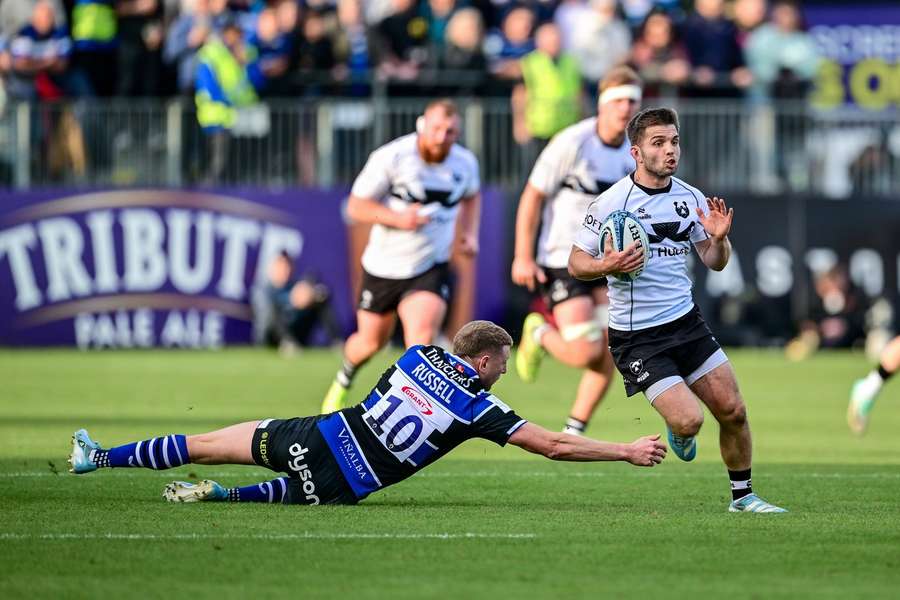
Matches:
[93,435,190,469]
[226,477,289,503]
[533,323,550,347]
[729,468,752,501]
[335,357,358,388]
[563,417,587,436]
[877,363,894,382]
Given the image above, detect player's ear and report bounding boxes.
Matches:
[630,145,641,164]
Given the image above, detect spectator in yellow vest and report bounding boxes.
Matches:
[195,17,258,183]
[512,22,583,156]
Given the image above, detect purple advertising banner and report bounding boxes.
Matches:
[0,188,508,348]
[804,3,900,110]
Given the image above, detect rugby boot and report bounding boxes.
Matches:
[847,377,879,435]
[516,313,546,383]
[728,493,788,513]
[163,480,228,503]
[320,380,349,414]
[666,426,697,462]
[68,429,101,474]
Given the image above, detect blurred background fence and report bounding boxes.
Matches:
[2,96,897,199]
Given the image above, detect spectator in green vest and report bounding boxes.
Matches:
[71,0,117,96]
[512,22,583,159]
[194,17,258,183]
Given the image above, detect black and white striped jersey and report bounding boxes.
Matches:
[573,174,711,331]
[351,134,480,279]
[528,118,634,269]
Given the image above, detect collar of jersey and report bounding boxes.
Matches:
[630,173,672,196]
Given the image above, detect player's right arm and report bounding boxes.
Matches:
[568,236,644,281]
[507,422,666,467]
[346,195,429,230]
[346,143,430,231]
[511,183,548,291]
[568,197,644,280]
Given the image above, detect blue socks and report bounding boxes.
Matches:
[226,478,289,503]
[95,435,190,469]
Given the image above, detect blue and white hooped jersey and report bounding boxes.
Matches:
[316,345,526,500]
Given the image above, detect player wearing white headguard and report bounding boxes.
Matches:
[512,67,642,435]
[568,107,787,513]
[321,99,481,414]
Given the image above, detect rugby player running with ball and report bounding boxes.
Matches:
[568,107,787,513]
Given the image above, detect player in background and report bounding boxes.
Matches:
[512,66,642,435]
[848,334,900,434]
[67,321,667,505]
[568,107,787,513]
[321,99,481,414]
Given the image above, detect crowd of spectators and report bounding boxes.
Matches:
[0,0,821,105]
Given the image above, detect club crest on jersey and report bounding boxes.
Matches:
[401,385,434,416]
[629,359,644,375]
[674,201,690,218]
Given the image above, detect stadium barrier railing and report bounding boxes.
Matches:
[0,97,896,198]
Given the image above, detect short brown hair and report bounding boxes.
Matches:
[598,66,643,94]
[627,107,679,145]
[452,321,513,357]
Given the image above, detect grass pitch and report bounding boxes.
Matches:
[1,348,898,598]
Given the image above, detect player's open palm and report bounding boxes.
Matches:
[696,196,733,240]
[626,434,667,467]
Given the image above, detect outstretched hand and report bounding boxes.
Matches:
[696,196,733,241]
[626,434,667,467]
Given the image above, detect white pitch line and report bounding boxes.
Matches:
[0,532,536,541]
[2,471,899,479]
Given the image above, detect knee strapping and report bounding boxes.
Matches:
[560,320,604,342]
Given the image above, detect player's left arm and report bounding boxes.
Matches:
[694,196,733,272]
[507,422,666,466]
[456,192,481,256]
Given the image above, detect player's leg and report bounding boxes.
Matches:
[322,309,395,413]
[545,296,612,434]
[168,417,352,505]
[396,262,451,347]
[164,477,290,504]
[849,334,900,434]
[397,290,447,346]
[69,420,261,474]
[648,381,705,462]
[690,361,786,513]
[543,297,605,368]
[517,270,604,383]
[566,343,615,435]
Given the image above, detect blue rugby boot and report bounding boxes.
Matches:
[729,493,788,513]
[666,426,697,462]
[163,480,228,503]
[68,429,101,474]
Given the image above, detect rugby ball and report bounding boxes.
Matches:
[598,209,651,281]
